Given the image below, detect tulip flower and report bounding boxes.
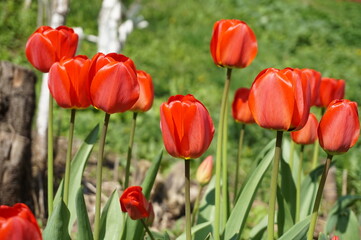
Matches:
[232,88,255,124]
[25,26,78,73]
[301,69,321,106]
[248,67,311,131]
[89,52,139,114]
[0,203,42,240]
[291,113,318,145]
[120,186,150,220]
[130,70,154,112]
[48,55,92,109]
[196,155,213,186]
[316,77,345,108]
[318,99,359,155]
[210,19,258,69]
[160,94,215,160]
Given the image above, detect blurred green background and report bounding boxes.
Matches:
[1,0,361,233]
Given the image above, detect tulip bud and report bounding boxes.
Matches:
[210,19,258,69]
[25,26,78,73]
[291,113,318,145]
[120,186,150,220]
[130,70,154,112]
[318,99,360,155]
[196,155,213,185]
[331,236,339,240]
[145,202,155,226]
[160,94,215,159]
[0,203,42,240]
[232,88,255,124]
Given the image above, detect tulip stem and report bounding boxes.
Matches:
[184,159,192,240]
[140,219,155,240]
[234,124,245,203]
[192,185,204,226]
[311,140,319,170]
[214,67,232,240]
[306,154,333,240]
[47,95,54,216]
[295,144,304,223]
[267,130,283,240]
[222,100,230,223]
[94,113,110,240]
[124,112,138,189]
[289,140,295,172]
[63,109,76,206]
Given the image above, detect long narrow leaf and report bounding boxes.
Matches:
[43,200,71,240]
[277,185,294,236]
[278,215,311,240]
[197,176,215,225]
[75,187,93,240]
[176,222,213,240]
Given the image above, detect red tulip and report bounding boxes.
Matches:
[291,113,318,145]
[301,68,321,106]
[331,236,339,240]
[25,26,78,73]
[318,99,359,155]
[130,70,154,112]
[248,68,311,131]
[232,88,255,124]
[120,186,150,220]
[160,94,215,159]
[89,52,139,114]
[210,19,258,69]
[0,203,42,240]
[316,77,345,108]
[48,55,91,109]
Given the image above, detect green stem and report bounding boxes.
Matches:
[94,113,110,240]
[124,112,138,188]
[214,68,232,240]
[192,185,204,226]
[306,154,333,240]
[311,140,319,170]
[289,140,295,172]
[48,95,54,216]
[63,109,76,206]
[140,219,155,240]
[222,100,230,224]
[185,159,192,240]
[295,144,304,223]
[234,124,245,203]
[267,130,283,240]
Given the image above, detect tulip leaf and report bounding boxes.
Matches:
[75,187,93,240]
[121,150,163,240]
[145,231,171,240]
[278,215,311,240]
[223,140,275,240]
[249,216,267,240]
[318,232,329,240]
[325,195,361,238]
[196,176,215,225]
[176,221,213,240]
[43,199,71,240]
[99,190,124,240]
[277,185,294,236]
[53,124,99,233]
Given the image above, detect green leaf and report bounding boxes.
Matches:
[278,215,311,240]
[99,190,124,240]
[277,185,294,236]
[176,222,213,240]
[279,157,296,221]
[145,230,171,240]
[121,150,163,240]
[223,141,275,240]
[75,187,93,240]
[43,200,71,240]
[196,176,215,225]
[53,124,99,232]
[318,232,329,240]
[249,216,267,240]
[334,209,360,239]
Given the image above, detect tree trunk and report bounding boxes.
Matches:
[0,61,36,207]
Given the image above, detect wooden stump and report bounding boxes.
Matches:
[0,61,36,207]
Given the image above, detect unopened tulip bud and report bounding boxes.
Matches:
[145,202,155,226]
[196,155,213,185]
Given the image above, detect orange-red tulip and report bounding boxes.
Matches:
[318,99,359,155]
[316,77,345,108]
[232,88,255,124]
[248,68,311,131]
[301,68,321,106]
[210,19,258,69]
[120,186,150,220]
[25,26,78,73]
[291,113,318,145]
[130,70,154,112]
[196,155,213,185]
[48,55,91,109]
[0,203,42,240]
[160,94,215,159]
[89,52,139,114]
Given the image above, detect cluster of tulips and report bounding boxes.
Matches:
[0,18,359,240]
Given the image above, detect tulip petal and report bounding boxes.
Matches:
[48,63,73,108]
